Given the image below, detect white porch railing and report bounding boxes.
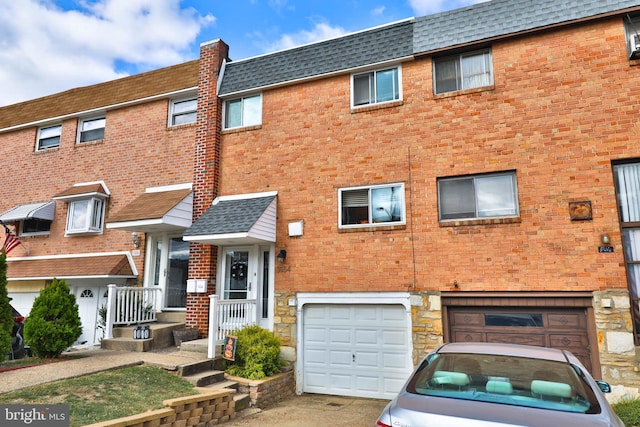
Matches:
[105,284,162,339]
[208,295,257,358]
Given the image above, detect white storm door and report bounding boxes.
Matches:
[221,247,257,301]
[147,234,189,310]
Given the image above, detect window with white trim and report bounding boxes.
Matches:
[434,49,493,94]
[78,117,105,143]
[352,66,401,107]
[438,172,518,221]
[169,97,197,126]
[66,197,105,234]
[37,125,61,150]
[223,94,262,129]
[20,219,51,236]
[339,183,405,228]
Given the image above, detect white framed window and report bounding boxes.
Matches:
[78,117,105,143]
[36,125,61,150]
[223,94,262,129]
[352,66,401,107]
[438,171,518,221]
[20,219,51,236]
[169,97,197,126]
[66,197,105,234]
[434,49,493,94]
[339,183,405,228]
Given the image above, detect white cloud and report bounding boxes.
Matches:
[408,0,490,16]
[260,21,347,53]
[0,0,214,106]
[371,6,386,16]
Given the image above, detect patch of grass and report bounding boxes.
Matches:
[0,365,198,426]
[613,397,640,427]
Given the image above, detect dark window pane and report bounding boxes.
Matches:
[485,313,544,327]
[439,178,475,219]
[22,219,51,233]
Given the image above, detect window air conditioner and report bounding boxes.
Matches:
[630,34,640,60]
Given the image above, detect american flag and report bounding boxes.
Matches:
[2,232,20,254]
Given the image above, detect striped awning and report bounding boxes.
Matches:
[0,201,55,222]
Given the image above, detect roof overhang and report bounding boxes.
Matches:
[183,191,277,246]
[6,252,138,281]
[0,201,55,222]
[106,185,193,233]
[53,181,110,201]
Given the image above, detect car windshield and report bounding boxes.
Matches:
[406,352,601,414]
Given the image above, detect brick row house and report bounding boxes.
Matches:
[4,0,640,400]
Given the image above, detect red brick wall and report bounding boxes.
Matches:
[0,99,196,278]
[217,18,635,295]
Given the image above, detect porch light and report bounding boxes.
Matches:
[131,232,141,248]
[277,249,287,263]
[600,234,611,245]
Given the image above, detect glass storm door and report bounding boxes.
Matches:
[223,248,254,300]
[149,234,189,310]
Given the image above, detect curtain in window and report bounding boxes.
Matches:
[434,58,459,93]
[243,95,262,126]
[353,73,372,106]
[623,229,640,301]
[476,174,517,217]
[615,163,640,222]
[462,53,491,89]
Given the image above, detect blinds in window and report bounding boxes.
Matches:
[615,163,640,222]
[342,189,369,207]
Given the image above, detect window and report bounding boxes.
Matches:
[434,49,493,94]
[438,172,518,221]
[169,97,197,126]
[224,94,262,129]
[20,218,51,235]
[37,125,61,150]
[339,183,405,227]
[352,66,401,107]
[66,197,105,234]
[78,117,105,143]
[626,15,640,60]
[613,162,640,340]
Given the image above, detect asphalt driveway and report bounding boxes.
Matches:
[225,393,389,427]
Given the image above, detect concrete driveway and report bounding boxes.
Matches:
[225,393,389,427]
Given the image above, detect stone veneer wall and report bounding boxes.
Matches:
[410,292,445,365]
[84,389,235,427]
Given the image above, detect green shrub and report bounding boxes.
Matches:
[24,278,82,358]
[225,325,282,380]
[613,396,640,426]
[0,251,13,359]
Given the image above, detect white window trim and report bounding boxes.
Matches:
[65,196,107,235]
[222,93,263,130]
[338,182,406,229]
[168,96,198,127]
[76,116,106,144]
[36,124,62,151]
[350,65,402,108]
[19,219,52,237]
[437,171,519,221]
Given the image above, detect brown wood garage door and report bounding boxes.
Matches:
[446,304,594,374]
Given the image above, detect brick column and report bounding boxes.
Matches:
[187,39,229,335]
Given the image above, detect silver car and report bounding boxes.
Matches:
[376,342,623,427]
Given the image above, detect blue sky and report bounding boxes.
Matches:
[0,0,488,106]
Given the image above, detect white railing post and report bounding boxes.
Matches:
[106,284,117,339]
[208,294,219,359]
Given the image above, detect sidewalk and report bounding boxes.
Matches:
[0,346,209,394]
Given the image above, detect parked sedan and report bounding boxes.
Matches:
[376,342,623,427]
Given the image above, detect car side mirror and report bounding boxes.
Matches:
[595,380,611,393]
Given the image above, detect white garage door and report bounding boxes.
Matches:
[302,304,412,399]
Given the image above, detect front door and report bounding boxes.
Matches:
[221,245,273,329]
[147,234,189,310]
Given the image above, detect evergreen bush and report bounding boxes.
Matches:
[24,278,82,358]
[225,324,282,380]
[0,251,13,359]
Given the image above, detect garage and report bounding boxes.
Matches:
[443,293,598,375]
[297,293,413,399]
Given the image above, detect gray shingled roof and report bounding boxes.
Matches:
[184,195,276,237]
[218,19,414,96]
[413,0,640,54]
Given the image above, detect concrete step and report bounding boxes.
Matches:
[101,322,185,352]
[182,369,226,387]
[234,393,251,411]
[176,359,217,377]
[202,379,239,391]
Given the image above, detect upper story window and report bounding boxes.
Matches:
[169,97,197,126]
[352,66,401,107]
[339,183,405,228]
[78,117,105,143]
[21,218,51,236]
[438,171,518,221]
[66,197,105,234]
[626,16,640,60]
[224,94,262,129]
[37,125,61,150]
[434,49,493,94]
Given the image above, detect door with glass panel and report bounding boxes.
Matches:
[148,234,189,310]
